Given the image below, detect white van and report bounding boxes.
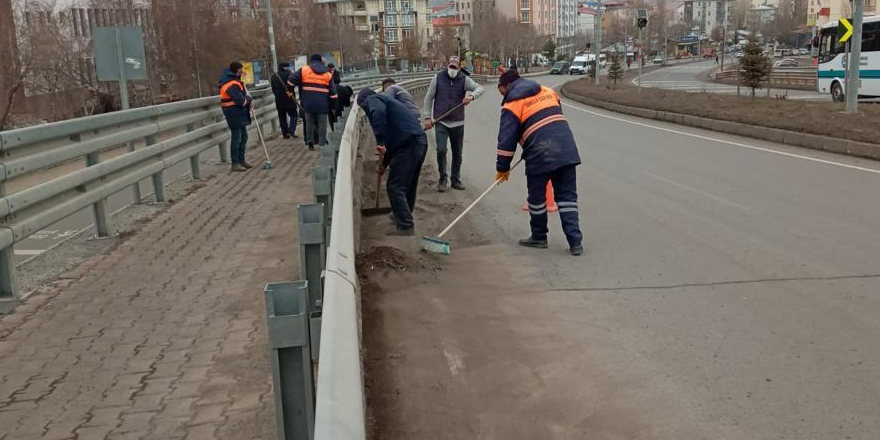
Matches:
[569,54,607,75]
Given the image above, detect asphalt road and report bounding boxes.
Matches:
[635,60,829,101]
[439,74,880,439]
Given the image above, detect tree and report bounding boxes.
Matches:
[739,35,771,97]
[543,39,556,61]
[607,55,624,87]
[400,32,424,71]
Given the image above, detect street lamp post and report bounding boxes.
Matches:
[265,0,279,72]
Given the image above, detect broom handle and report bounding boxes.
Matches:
[432,102,465,125]
[243,83,270,159]
[374,152,385,209]
[438,158,522,238]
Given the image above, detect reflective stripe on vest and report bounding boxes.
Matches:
[219,79,245,108]
[301,65,332,94]
[502,86,565,145]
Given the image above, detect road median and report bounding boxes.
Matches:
[560,79,880,161]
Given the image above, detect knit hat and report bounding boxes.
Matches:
[310,53,323,62]
[448,56,461,67]
[498,69,520,87]
[357,88,377,108]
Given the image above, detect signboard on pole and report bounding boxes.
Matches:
[93,27,147,81]
[240,62,255,85]
[839,18,853,43]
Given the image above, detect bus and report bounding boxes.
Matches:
[816,15,880,101]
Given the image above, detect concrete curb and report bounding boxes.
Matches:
[559,83,880,161]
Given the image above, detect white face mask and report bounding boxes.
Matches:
[447,68,459,78]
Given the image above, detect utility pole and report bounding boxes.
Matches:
[846,0,864,113]
[720,0,729,72]
[265,0,279,72]
[594,0,603,85]
[188,0,203,97]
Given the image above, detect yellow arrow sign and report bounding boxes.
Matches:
[839,18,853,43]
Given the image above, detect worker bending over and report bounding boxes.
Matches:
[494,70,584,256]
[357,88,428,236]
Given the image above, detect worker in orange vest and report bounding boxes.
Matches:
[218,61,253,172]
[287,54,338,150]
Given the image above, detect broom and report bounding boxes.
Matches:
[421,158,522,255]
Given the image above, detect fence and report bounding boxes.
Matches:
[714,67,817,89]
[0,87,280,299]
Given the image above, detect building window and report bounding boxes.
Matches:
[385,14,397,26]
[401,13,414,26]
[521,0,529,9]
[385,0,396,12]
[401,0,411,11]
[521,10,530,22]
[386,28,398,41]
[402,28,415,39]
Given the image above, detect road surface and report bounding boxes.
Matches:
[634,60,829,101]
[414,73,880,439]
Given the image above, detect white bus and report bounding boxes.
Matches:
[816,15,880,101]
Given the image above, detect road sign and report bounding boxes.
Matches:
[839,18,853,43]
[93,27,147,81]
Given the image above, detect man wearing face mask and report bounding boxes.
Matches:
[422,55,484,192]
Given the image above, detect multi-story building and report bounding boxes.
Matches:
[676,0,733,36]
[807,0,877,27]
[516,0,556,37]
[330,0,433,61]
[557,0,578,57]
[0,0,17,116]
[576,4,597,36]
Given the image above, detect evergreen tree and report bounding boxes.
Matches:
[739,35,771,98]
[607,56,624,87]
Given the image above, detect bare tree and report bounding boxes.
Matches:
[400,31,424,71]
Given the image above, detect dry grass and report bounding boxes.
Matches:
[563,80,880,145]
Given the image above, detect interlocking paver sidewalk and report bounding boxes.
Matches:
[0,136,317,440]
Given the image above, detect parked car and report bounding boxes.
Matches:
[773,58,798,68]
[550,61,570,75]
[735,52,744,59]
[652,55,664,65]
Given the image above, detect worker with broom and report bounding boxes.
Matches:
[357,88,428,236]
[494,69,584,256]
[218,61,254,172]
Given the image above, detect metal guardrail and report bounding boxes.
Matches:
[0,88,279,299]
[715,67,817,87]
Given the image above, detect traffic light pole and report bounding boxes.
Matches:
[846,0,864,113]
[265,0,279,72]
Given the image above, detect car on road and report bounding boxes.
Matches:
[773,58,799,68]
[652,55,664,65]
[569,55,590,75]
[735,52,744,59]
[550,61,570,75]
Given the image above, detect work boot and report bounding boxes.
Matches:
[451,181,465,191]
[231,164,247,172]
[283,134,291,139]
[570,245,584,256]
[242,161,254,169]
[308,143,315,151]
[437,181,448,192]
[386,227,415,236]
[518,237,548,249]
[388,213,397,223]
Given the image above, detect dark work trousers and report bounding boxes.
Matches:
[276,106,297,137]
[435,124,464,184]
[229,126,248,164]
[387,134,428,230]
[526,164,583,247]
[305,112,328,146]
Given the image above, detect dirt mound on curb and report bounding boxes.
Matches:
[356,245,440,273]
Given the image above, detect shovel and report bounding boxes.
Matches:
[361,152,393,216]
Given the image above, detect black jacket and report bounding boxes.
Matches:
[362,94,425,166]
[271,70,297,111]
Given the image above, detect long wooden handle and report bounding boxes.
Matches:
[374,152,385,209]
[432,102,466,125]
[438,158,523,238]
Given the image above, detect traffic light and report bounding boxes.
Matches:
[637,9,648,28]
[586,42,591,49]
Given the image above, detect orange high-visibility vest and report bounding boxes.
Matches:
[301,65,335,97]
[219,78,245,108]
[501,86,565,146]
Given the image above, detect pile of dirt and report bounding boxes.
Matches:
[562,80,880,145]
[356,245,439,273]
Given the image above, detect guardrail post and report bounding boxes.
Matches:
[0,181,16,300]
[264,281,316,440]
[186,124,202,180]
[297,204,325,312]
[312,166,333,227]
[77,133,112,238]
[145,135,166,203]
[127,141,142,203]
[217,116,230,163]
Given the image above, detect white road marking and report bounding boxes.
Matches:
[560,100,880,176]
[14,250,45,256]
[645,172,752,212]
